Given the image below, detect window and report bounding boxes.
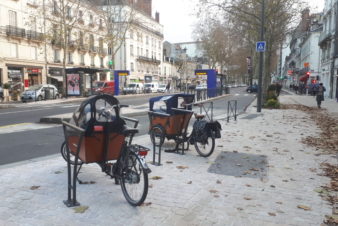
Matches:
[91,56,95,66]
[137,47,139,56]
[67,28,71,42]
[30,47,37,60]
[141,48,143,56]
[146,49,149,58]
[53,0,58,15]
[54,50,60,62]
[89,14,94,25]
[9,10,17,26]
[68,52,73,64]
[89,34,94,49]
[146,36,149,45]
[66,6,71,18]
[100,57,104,67]
[130,44,134,56]
[99,19,103,29]
[130,30,133,39]
[80,54,85,65]
[131,62,134,72]
[79,31,84,45]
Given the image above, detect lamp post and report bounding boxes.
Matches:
[257,0,265,112]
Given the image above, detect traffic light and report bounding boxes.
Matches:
[108,60,113,69]
[306,71,310,76]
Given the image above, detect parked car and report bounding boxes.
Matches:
[246,85,258,93]
[21,84,59,102]
[123,83,144,94]
[157,84,167,93]
[196,84,207,90]
[144,82,159,93]
[92,81,114,95]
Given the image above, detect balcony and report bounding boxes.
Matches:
[26,30,44,42]
[98,48,108,56]
[90,63,95,67]
[6,25,25,38]
[319,32,332,46]
[68,40,77,50]
[88,46,98,54]
[80,62,85,66]
[137,56,161,65]
[51,39,62,48]
[54,59,61,63]
[78,44,88,52]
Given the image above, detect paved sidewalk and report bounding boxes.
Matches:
[0,94,336,225]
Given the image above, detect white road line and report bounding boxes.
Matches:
[0,123,60,134]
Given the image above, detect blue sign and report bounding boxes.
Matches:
[256,41,266,52]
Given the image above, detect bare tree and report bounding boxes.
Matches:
[196,0,305,100]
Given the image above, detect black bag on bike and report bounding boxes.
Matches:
[193,120,209,143]
[206,121,222,139]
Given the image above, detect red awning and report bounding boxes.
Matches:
[299,74,309,82]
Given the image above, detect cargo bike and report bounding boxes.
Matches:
[148,94,222,165]
[61,94,151,207]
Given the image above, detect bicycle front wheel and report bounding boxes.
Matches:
[120,151,149,206]
[194,133,215,157]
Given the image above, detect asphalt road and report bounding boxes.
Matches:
[0,88,255,165]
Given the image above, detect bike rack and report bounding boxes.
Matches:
[194,101,214,121]
[227,100,237,122]
[62,121,85,207]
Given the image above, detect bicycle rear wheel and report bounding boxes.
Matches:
[194,133,215,157]
[60,141,83,165]
[120,151,148,206]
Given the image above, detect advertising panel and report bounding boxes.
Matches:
[67,74,80,96]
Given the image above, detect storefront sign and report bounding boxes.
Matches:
[67,74,80,96]
[27,68,41,73]
[24,79,29,88]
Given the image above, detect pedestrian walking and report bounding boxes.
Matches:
[166,82,171,93]
[316,83,326,108]
[276,83,282,97]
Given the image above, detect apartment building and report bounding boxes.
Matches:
[0,0,109,100]
[318,0,338,99]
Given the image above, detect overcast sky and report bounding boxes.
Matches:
[152,0,325,43]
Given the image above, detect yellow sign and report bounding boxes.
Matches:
[118,73,128,76]
[196,72,207,75]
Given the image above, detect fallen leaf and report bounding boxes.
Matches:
[233,150,238,153]
[176,166,189,169]
[270,185,276,188]
[187,181,192,184]
[149,184,153,188]
[30,186,40,190]
[217,145,223,147]
[250,168,259,171]
[209,189,218,193]
[151,176,163,180]
[216,180,222,184]
[282,180,289,182]
[141,202,152,206]
[297,205,311,211]
[244,197,252,200]
[166,161,173,164]
[309,168,317,172]
[73,206,89,213]
[237,207,243,211]
[214,195,220,198]
[276,201,283,204]
[245,184,252,187]
[54,171,62,174]
[268,212,276,216]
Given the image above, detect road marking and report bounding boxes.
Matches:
[0,123,60,134]
[0,107,60,115]
[0,122,32,129]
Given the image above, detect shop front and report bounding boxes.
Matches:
[48,67,64,94]
[27,68,42,87]
[7,67,24,101]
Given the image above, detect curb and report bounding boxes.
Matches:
[39,94,232,124]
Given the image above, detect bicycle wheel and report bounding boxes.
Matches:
[60,141,83,165]
[194,132,215,157]
[120,151,148,206]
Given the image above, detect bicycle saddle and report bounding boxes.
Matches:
[194,113,205,119]
[122,127,139,136]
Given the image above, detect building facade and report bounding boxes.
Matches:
[318,0,338,99]
[0,0,110,100]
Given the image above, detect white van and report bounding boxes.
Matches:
[123,83,144,94]
[144,82,159,93]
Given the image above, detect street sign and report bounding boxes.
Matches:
[256,41,266,52]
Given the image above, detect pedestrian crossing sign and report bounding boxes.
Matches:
[256,41,266,52]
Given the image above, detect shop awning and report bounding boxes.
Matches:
[65,67,104,74]
[49,76,63,82]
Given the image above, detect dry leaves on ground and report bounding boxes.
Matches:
[30,186,40,190]
[151,176,163,180]
[176,166,189,169]
[297,205,312,211]
[73,206,89,213]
